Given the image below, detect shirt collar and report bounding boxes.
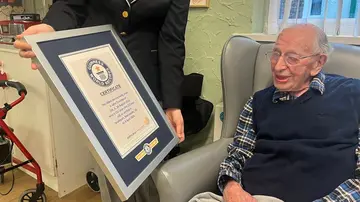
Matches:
[272,72,325,103]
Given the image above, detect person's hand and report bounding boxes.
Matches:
[223,180,257,202]
[165,108,185,143]
[13,23,55,70]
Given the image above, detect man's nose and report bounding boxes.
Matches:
[273,56,287,71]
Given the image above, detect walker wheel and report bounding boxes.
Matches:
[19,189,46,202]
[86,170,100,192]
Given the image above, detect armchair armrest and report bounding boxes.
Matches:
[151,138,233,202]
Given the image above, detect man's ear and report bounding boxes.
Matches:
[311,55,327,76]
[318,54,328,67]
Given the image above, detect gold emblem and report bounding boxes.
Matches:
[122,11,129,18]
[144,117,149,125]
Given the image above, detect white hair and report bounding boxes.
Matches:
[313,25,333,55]
[280,23,333,55]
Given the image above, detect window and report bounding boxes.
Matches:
[266,0,360,36]
[310,0,322,15]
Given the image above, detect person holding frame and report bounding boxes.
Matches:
[13,0,190,202]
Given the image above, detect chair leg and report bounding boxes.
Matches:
[95,163,122,202]
[0,166,4,184]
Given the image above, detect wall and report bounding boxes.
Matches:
[181,0,254,149]
[184,0,253,105]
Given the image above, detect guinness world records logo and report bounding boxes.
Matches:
[86,58,113,87]
[143,143,152,155]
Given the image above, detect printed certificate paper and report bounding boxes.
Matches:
[60,44,159,158]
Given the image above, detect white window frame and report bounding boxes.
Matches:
[266,0,359,36]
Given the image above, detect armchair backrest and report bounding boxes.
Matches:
[220,35,360,139]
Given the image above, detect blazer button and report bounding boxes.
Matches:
[122,11,129,18]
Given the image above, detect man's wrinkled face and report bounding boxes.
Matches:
[269,26,325,94]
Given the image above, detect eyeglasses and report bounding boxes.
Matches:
[265,51,319,66]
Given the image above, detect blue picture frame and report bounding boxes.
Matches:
[24,24,178,200]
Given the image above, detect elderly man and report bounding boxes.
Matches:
[190,24,360,202]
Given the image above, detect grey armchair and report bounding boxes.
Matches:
[151,35,360,202]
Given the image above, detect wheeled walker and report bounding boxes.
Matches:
[0,80,46,202]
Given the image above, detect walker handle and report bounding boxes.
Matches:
[0,80,27,96]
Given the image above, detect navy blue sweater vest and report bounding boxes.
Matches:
[241,74,360,202]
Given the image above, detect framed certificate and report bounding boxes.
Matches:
[23,25,179,200]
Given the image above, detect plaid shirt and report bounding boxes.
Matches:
[217,72,360,202]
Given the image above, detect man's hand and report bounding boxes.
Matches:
[165,108,185,143]
[223,180,257,202]
[13,24,55,70]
